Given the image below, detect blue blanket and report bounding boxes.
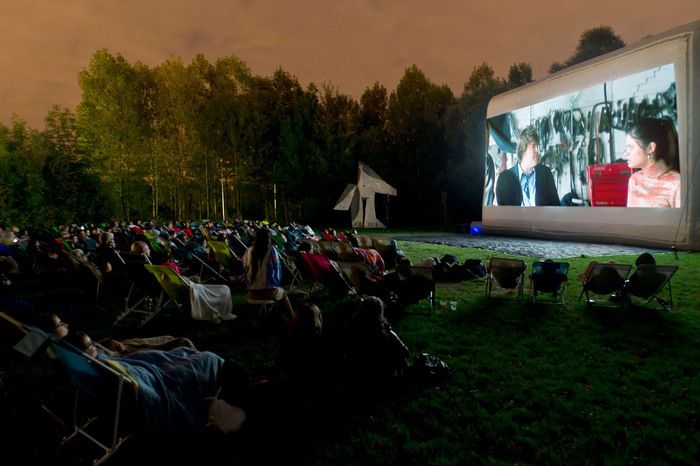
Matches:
[111,347,224,434]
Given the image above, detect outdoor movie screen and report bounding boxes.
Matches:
[484,64,679,209]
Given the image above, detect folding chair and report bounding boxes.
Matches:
[2,316,136,466]
[49,336,137,466]
[208,239,238,271]
[369,237,398,269]
[353,234,374,249]
[578,262,632,307]
[331,241,358,261]
[530,260,569,305]
[396,265,435,313]
[485,258,527,300]
[623,264,678,310]
[270,230,287,249]
[335,260,372,291]
[315,240,337,258]
[116,254,167,326]
[275,246,304,293]
[142,231,167,256]
[298,252,357,298]
[144,264,190,311]
[63,252,103,304]
[246,292,277,321]
[530,260,569,304]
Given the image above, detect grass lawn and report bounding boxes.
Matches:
[1,238,699,465]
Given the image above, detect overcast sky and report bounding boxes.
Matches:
[1,0,697,128]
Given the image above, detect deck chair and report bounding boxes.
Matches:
[485,258,527,300]
[353,234,374,249]
[144,264,190,311]
[50,336,136,466]
[142,231,166,255]
[298,252,357,297]
[208,239,237,271]
[623,264,678,310]
[396,265,435,313]
[530,260,569,304]
[331,241,358,261]
[116,254,166,326]
[65,252,103,304]
[369,237,398,269]
[335,260,371,291]
[578,262,632,307]
[270,230,287,249]
[315,240,337,258]
[275,246,304,293]
[1,315,136,466]
[145,265,236,322]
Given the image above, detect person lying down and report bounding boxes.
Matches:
[43,314,245,435]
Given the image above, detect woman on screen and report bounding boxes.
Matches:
[625,117,680,208]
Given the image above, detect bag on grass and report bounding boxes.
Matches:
[408,352,452,384]
[461,259,486,279]
[435,255,462,282]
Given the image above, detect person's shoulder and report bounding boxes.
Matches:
[535,164,554,176]
[662,170,681,182]
[498,167,517,182]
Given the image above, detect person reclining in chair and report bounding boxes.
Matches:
[622,252,668,304]
[38,314,246,435]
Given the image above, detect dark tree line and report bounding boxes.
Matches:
[0,27,624,231]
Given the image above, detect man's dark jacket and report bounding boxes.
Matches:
[495,164,560,206]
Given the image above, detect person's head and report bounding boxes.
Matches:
[34,313,69,339]
[51,314,70,339]
[253,228,272,251]
[249,228,272,280]
[625,117,679,171]
[70,248,86,261]
[290,302,323,338]
[350,296,388,337]
[66,331,99,358]
[516,126,540,172]
[635,252,656,267]
[99,232,115,247]
[130,240,150,256]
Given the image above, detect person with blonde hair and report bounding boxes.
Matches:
[495,126,560,206]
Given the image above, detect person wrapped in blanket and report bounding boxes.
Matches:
[42,314,245,435]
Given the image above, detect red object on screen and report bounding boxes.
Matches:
[587,163,632,207]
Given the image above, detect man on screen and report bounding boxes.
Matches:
[495,126,560,207]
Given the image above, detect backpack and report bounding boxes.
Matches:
[434,255,462,282]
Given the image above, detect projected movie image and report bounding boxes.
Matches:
[484,64,679,208]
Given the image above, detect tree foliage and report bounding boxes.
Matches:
[2,49,535,229]
[549,26,625,73]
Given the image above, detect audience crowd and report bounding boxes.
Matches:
[0,217,449,453]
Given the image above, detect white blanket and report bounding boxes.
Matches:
[185,278,236,323]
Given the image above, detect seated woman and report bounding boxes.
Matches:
[243,228,295,319]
